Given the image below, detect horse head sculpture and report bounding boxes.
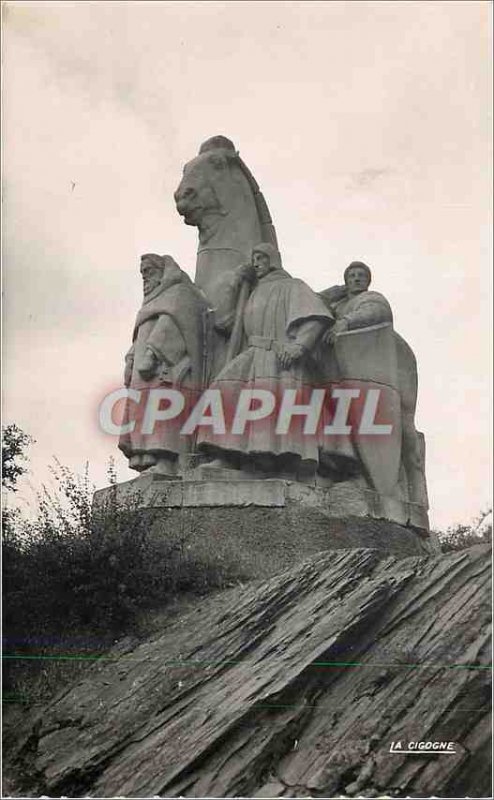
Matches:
[175,136,278,311]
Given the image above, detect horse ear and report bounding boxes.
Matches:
[208,153,228,171]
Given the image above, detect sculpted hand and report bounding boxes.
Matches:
[234,263,257,285]
[137,350,158,381]
[277,342,306,370]
[324,318,349,345]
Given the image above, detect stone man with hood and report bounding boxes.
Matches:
[197,243,334,476]
[119,253,207,477]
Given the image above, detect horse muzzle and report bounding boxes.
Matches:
[176,201,204,226]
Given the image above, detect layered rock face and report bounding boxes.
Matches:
[7,543,491,798]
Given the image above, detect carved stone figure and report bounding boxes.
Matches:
[108,138,432,531]
[197,243,333,476]
[322,262,393,342]
[174,135,278,376]
[118,254,207,477]
[319,262,429,515]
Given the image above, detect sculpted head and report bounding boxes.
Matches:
[251,243,281,279]
[140,254,180,296]
[174,137,237,229]
[140,254,165,296]
[344,261,372,295]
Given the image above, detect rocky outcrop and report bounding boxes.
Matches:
[6,545,491,798]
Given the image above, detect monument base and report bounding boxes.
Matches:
[93,475,437,581]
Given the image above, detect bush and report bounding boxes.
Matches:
[2,424,34,492]
[3,460,245,705]
[437,508,492,553]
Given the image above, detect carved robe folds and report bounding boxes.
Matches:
[119,264,207,471]
[198,269,333,469]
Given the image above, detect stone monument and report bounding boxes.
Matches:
[118,253,208,478]
[95,135,436,568]
[174,134,278,377]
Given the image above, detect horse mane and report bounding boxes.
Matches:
[198,136,279,252]
[235,155,278,250]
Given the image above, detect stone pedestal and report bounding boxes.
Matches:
[93,475,437,582]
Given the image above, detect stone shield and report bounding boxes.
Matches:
[333,322,402,496]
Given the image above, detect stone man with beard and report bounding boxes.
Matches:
[119,253,207,477]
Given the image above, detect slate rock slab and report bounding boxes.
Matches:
[6,545,491,798]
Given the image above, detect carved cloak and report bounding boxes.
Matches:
[198,269,333,464]
[119,265,207,462]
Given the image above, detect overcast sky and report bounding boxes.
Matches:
[3,0,492,529]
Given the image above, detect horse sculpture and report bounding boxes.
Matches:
[175,136,278,376]
[175,135,278,309]
[174,136,429,529]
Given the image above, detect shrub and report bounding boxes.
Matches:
[2,424,34,492]
[3,460,245,705]
[437,508,492,553]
